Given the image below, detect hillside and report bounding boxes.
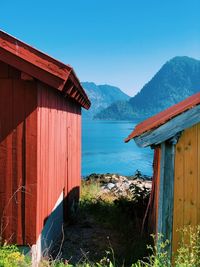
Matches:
[95,56,200,120]
[81,82,130,118]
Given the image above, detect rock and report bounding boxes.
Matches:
[83,171,152,199]
[106,183,116,190]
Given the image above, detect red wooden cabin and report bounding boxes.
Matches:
[0,30,90,260]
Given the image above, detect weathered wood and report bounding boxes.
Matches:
[148,148,161,234]
[125,93,200,142]
[134,104,200,147]
[157,141,175,258]
[198,124,200,224]
[172,133,184,254]
[183,126,198,227]
[155,148,161,234]
[172,125,199,255]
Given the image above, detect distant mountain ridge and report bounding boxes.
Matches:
[81,82,130,118]
[95,56,200,120]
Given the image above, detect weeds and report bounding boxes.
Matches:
[132,226,200,267]
[3,181,200,267]
[78,180,151,266]
[174,225,200,267]
[81,181,101,201]
[2,226,200,266]
[0,244,30,267]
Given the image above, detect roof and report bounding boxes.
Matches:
[125,92,200,142]
[0,30,90,109]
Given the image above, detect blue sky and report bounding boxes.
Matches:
[1,0,200,96]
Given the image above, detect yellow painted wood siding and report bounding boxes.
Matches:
[173,124,199,254]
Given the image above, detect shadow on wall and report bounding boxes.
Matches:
[0,79,81,244]
[0,82,80,145]
[40,186,80,258]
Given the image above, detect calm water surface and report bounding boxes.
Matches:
[82,119,153,177]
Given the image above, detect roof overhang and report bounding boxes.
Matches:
[134,104,200,147]
[0,30,91,109]
[125,92,200,146]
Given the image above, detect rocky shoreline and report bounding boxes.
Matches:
[82,170,152,198]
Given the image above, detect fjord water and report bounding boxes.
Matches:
[82,119,153,177]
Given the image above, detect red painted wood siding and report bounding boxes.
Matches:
[36,83,81,240]
[147,147,161,234]
[0,60,82,245]
[0,30,90,109]
[0,61,37,244]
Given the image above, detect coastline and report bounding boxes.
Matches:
[82,171,152,199]
[82,171,152,181]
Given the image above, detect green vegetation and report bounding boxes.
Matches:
[80,180,101,201]
[78,180,151,265]
[2,226,200,266]
[2,181,200,266]
[95,56,200,120]
[94,101,134,120]
[81,82,130,119]
[174,225,200,267]
[0,244,30,267]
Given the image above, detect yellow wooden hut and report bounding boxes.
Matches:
[125,92,200,258]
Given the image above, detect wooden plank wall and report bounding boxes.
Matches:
[173,124,199,254]
[36,83,81,239]
[134,105,200,148]
[0,61,37,244]
[0,60,82,245]
[157,141,175,258]
[149,147,161,234]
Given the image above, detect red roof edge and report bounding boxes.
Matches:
[125,92,200,142]
[0,30,91,109]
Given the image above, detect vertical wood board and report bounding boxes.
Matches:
[173,124,200,254]
[157,141,175,258]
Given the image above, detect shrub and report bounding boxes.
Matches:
[132,226,200,267]
[131,234,171,267]
[0,244,30,267]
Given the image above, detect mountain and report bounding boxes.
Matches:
[95,56,200,120]
[81,82,130,118]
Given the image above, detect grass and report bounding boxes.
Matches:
[80,180,102,201]
[77,180,151,266]
[3,228,200,267]
[3,180,200,266]
[0,179,151,266]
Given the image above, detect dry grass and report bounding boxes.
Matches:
[80,180,101,201]
[68,179,151,266]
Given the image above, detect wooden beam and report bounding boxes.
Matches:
[134,105,200,147]
[157,141,175,259]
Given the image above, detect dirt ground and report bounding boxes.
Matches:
[59,175,152,266]
[61,216,122,265]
